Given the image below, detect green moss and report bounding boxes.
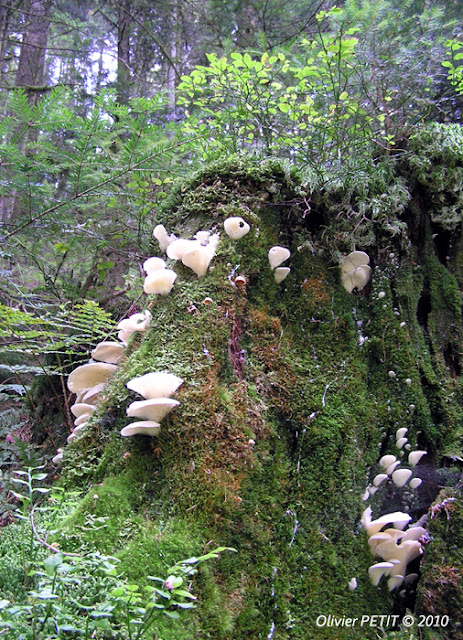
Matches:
[415,489,463,640]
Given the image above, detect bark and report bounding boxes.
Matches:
[15,0,51,98]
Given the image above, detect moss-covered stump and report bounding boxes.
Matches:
[53,142,462,639]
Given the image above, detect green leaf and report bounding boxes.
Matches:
[163,611,181,619]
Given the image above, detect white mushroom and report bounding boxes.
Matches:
[409,478,422,489]
[373,473,388,487]
[368,562,395,586]
[67,363,117,395]
[388,575,405,591]
[341,251,371,293]
[74,413,91,426]
[143,257,166,274]
[268,246,291,269]
[71,402,95,418]
[144,269,177,295]
[127,372,183,400]
[274,267,290,284]
[153,224,177,253]
[392,469,413,488]
[408,450,427,467]
[386,461,401,475]
[389,540,423,579]
[182,245,216,277]
[348,578,357,591]
[120,421,161,437]
[167,238,200,260]
[194,230,211,245]
[127,398,180,422]
[52,448,64,465]
[364,511,412,537]
[82,383,107,405]
[379,455,397,470]
[224,216,250,240]
[91,341,126,365]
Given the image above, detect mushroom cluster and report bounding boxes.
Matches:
[117,310,152,344]
[65,359,118,447]
[143,257,177,295]
[268,246,291,284]
[360,428,428,591]
[341,251,371,293]
[152,228,220,278]
[53,309,154,464]
[362,506,426,591]
[364,429,426,499]
[122,371,183,437]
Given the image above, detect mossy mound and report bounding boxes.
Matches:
[50,133,463,639]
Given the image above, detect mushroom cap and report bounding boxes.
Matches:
[392,469,413,488]
[127,372,183,399]
[167,238,200,260]
[408,450,427,467]
[127,398,180,422]
[120,421,161,437]
[52,448,64,465]
[91,341,126,364]
[409,477,422,489]
[71,402,95,418]
[342,265,372,293]
[144,269,177,295]
[143,257,166,274]
[194,230,211,244]
[368,562,395,586]
[117,311,152,333]
[389,540,423,578]
[182,245,215,277]
[224,216,250,240]
[379,454,397,469]
[341,251,371,293]
[268,246,291,269]
[368,532,393,555]
[401,526,426,542]
[373,473,388,487]
[74,413,91,426]
[348,577,357,591]
[376,537,401,561]
[396,437,408,449]
[388,575,405,591]
[82,382,107,404]
[117,329,132,344]
[366,511,412,536]
[274,267,290,284]
[396,427,408,439]
[341,251,370,273]
[153,224,177,253]
[67,362,117,394]
[386,461,402,475]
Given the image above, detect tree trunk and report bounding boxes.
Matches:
[117,0,131,106]
[0,0,51,222]
[15,0,51,96]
